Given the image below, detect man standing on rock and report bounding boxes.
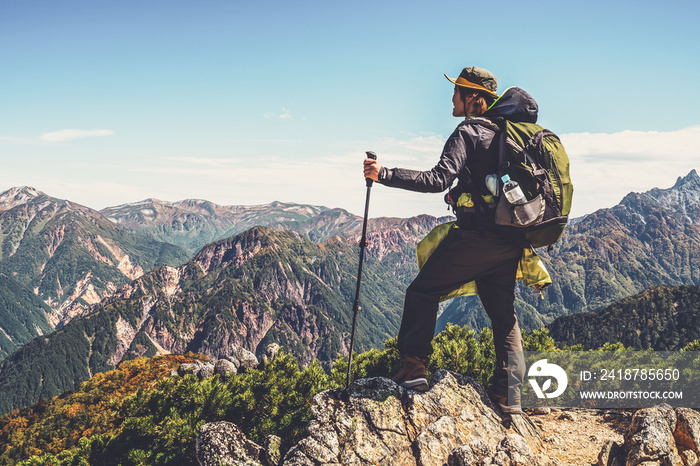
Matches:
[363,66,546,414]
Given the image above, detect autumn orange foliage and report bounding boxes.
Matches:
[0,354,203,465]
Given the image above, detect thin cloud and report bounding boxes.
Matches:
[371,134,445,163]
[263,108,298,120]
[40,129,115,142]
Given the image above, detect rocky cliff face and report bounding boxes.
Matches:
[96,226,408,365]
[103,213,450,365]
[0,226,409,413]
[0,187,190,351]
[639,169,700,224]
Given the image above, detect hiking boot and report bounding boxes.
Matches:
[487,387,523,415]
[391,355,429,391]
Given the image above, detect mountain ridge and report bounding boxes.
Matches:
[100,198,344,253]
[0,225,410,413]
[0,169,698,413]
[547,284,700,350]
[0,186,191,357]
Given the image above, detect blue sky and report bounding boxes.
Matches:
[2,0,699,219]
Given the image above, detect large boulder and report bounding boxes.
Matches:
[674,408,700,453]
[197,362,216,380]
[229,344,259,372]
[624,404,679,465]
[448,439,495,466]
[449,433,539,466]
[595,405,700,466]
[597,440,625,466]
[177,362,202,377]
[282,370,541,465]
[264,343,281,364]
[196,421,265,466]
[215,358,238,377]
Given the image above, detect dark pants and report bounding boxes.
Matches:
[397,227,525,397]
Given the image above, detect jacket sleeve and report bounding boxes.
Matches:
[379,126,468,193]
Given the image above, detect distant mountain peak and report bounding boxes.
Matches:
[174,198,218,209]
[617,169,700,224]
[1,185,43,198]
[0,186,47,211]
[673,169,699,188]
[107,198,169,210]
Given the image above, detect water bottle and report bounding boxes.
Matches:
[501,174,527,205]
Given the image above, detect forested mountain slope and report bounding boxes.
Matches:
[547,285,700,350]
[0,187,190,356]
[0,226,408,414]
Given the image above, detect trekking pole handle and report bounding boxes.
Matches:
[365,151,377,187]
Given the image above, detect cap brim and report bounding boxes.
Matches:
[444,73,499,99]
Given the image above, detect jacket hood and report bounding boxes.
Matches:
[483,87,538,123]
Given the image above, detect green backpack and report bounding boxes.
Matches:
[447,116,573,249]
[494,120,574,248]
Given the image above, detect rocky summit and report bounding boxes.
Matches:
[196,370,548,466]
[194,372,700,466]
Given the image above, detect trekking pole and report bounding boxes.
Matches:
[346,151,377,388]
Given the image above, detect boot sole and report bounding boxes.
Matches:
[400,378,429,391]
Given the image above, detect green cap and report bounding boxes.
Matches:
[444,66,499,99]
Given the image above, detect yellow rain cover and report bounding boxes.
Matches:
[416,222,552,302]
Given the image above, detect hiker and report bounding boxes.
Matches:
[363,66,538,414]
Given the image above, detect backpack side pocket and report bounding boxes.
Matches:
[495,195,545,227]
